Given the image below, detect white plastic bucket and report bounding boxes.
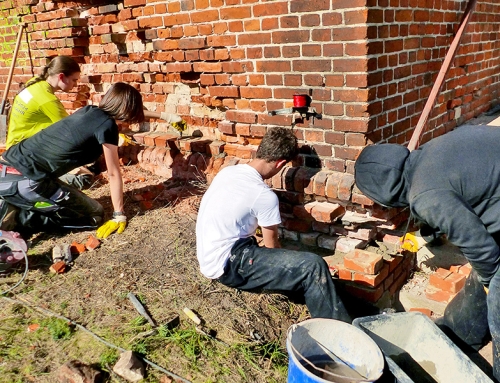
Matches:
[286,318,384,383]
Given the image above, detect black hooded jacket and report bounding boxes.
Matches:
[355,125,500,285]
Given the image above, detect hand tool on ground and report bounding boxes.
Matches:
[182,307,228,346]
[0,23,26,145]
[127,293,180,341]
[128,292,156,327]
[52,244,73,265]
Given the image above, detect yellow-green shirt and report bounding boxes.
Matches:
[6,79,68,148]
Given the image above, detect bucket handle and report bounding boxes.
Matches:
[288,325,368,382]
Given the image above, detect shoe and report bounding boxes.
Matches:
[0,200,19,231]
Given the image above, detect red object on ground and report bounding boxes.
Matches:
[85,235,100,250]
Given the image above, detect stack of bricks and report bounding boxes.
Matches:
[325,249,415,305]
[425,264,472,304]
[125,130,408,248]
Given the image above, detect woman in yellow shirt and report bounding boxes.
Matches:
[6,56,97,189]
[7,55,80,148]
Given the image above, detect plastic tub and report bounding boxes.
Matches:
[353,312,493,383]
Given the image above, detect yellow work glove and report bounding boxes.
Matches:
[118,133,135,147]
[171,120,187,134]
[400,231,427,252]
[96,213,127,239]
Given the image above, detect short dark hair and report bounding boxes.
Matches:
[256,127,298,162]
[99,83,144,123]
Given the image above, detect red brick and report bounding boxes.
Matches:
[337,265,353,281]
[155,134,178,148]
[293,167,318,193]
[347,226,377,241]
[344,249,383,275]
[353,263,389,287]
[312,171,329,196]
[85,235,101,250]
[209,86,240,98]
[325,172,343,199]
[450,263,472,277]
[389,270,409,295]
[281,217,311,233]
[429,268,467,293]
[384,255,403,272]
[50,261,66,274]
[310,202,345,223]
[70,242,86,255]
[335,237,366,253]
[344,282,384,303]
[425,286,457,303]
[226,110,257,124]
[409,308,433,318]
[293,205,314,222]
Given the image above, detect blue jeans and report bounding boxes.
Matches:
[435,269,499,381]
[217,237,351,322]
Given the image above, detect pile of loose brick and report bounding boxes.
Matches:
[426,263,472,304]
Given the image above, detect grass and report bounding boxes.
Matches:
[0,194,298,382]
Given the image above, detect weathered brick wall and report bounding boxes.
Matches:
[0,0,499,246]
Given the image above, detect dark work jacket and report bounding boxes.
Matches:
[355,125,500,285]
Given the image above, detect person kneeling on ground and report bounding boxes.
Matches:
[196,127,351,321]
[354,125,500,382]
[6,55,97,190]
[0,82,144,239]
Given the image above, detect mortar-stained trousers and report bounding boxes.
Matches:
[217,236,351,322]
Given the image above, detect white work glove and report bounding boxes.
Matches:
[160,112,182,123]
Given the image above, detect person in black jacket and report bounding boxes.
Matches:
[0,82,144,238]
[354,125,500,381]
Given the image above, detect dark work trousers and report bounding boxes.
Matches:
[435,269,499,382]
[217,237,351,322]
[0,173,103,231]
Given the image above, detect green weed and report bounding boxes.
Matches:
[41,317,73,340]
[99,348,119,368]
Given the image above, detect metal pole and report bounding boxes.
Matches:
[407,0,478,151]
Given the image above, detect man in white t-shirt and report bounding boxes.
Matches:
[196,127,350,321]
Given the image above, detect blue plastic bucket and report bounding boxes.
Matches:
[286,318,384,383]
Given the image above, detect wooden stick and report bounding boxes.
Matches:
[1,23,26,115]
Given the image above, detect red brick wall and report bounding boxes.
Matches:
[366,0,500,148]
[0,0,499,196]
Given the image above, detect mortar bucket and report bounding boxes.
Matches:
[286,318,384,383]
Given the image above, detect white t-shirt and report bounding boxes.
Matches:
[196,164,282,279]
